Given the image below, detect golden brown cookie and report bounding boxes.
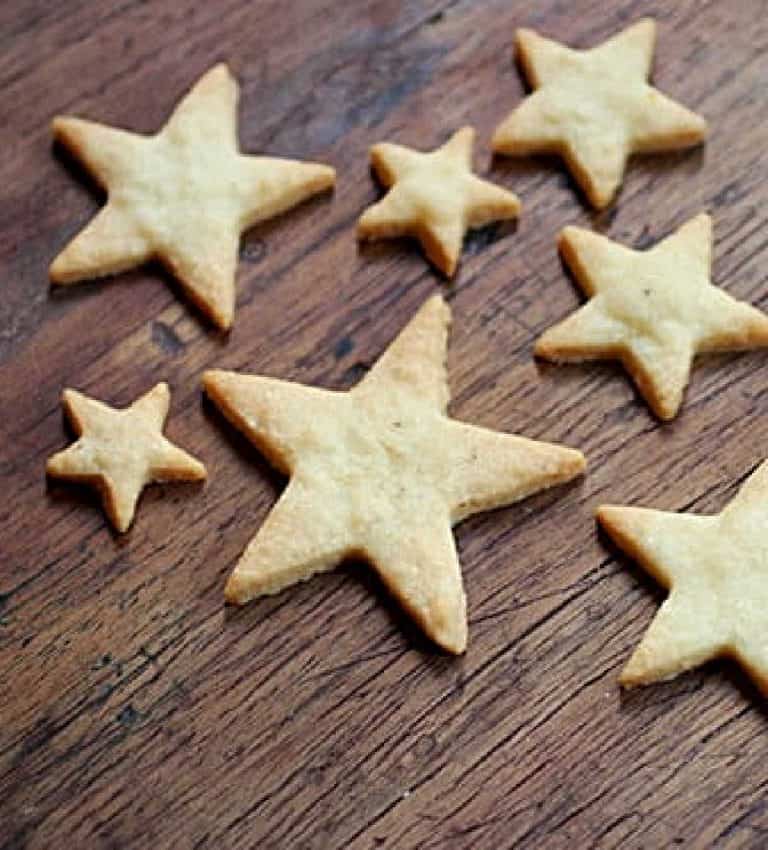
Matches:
[47,383,206,532]
[51,64,335,329]
[535,214,768,420]
[492,19,706,208]
[204,295,585,652]
[358,127,520,276]
[598,461,768,696]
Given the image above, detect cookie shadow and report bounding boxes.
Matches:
[239,185,336,273]
[44,477,128,544]
[201,393,285,494]
[53,140,106,203]
[219,552,459,665]
[617,657,768,721]
[489,144,706,223]
[340,557,461,662]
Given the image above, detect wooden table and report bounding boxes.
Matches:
[2,1,767,847]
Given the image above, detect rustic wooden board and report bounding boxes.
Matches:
[2,1,768,847]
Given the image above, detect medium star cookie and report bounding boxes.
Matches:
[47,383,206,532]
[51,64,336,329]
[492,18,707,208]
[535,214,768,420]
[204,295,585,653]
[358,127,521,276]
[598,461,768,696]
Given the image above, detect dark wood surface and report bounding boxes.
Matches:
[2,1,768,847]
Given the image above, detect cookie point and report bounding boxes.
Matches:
[515,27,537,46]
[313,163,337,189]
[595,504,622,526]
[558,225,581,247]
[202,369,227,392]
[207,303,234,331]
[356,215,373,239]
[618,655,646,688]
[532,336,548,358]
[49,253,73,285]
[633,16,657,33]
[617,669,636,689]
[454,125,475,143]
[654,399,679,421]
[432,618,468,655]
[692,113,708,138]
[51,115,69,139]
[567,448,588,474]
[191,458,208,481]
[224,573,250,605]
[109,504,134,534]
[588,186,615,211]
[206,62,233,83]
[423,292,450,320]
[690,211,713,229]
[442,633,467,655]
[442,257,458,277]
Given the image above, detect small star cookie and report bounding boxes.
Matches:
[492,18,707,208]
[535,214,768,420]
[51,64,336,329]
[358,127,521,276]
[204,295,585,653]
[598,461,768,696]
[47,383,206,532]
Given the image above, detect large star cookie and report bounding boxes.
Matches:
[51,64,336,329]
[598,461,768,695]
[204,295,585,652]
[492,18,707,208]
[358,127,520,276]
[47,383,206,532]
[535,214,768,420]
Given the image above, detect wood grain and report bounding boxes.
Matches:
[2,1,768,847]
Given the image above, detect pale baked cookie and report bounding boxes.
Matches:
[598,461,768,696]
[51,64,336,329]
[535,214,768,420]
[204,295,585,653]
[47,383,206,532]
[358,127,520,276]
[492,19,707,208]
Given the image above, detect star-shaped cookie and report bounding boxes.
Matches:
[535,214,768,419]
[357,127,521,276]
[492,18,707,208]
[47,383,206,532]
[51,63,336,329]
[204,295,585,652]
[598,461,768,695]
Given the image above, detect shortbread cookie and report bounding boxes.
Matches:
[51,64,335,329]
[598,461,768,696]
[358,127,520,276]
[492,19,706,208]
[204,295,585,653]
[47,383,206,531]
[535,214,768,419]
